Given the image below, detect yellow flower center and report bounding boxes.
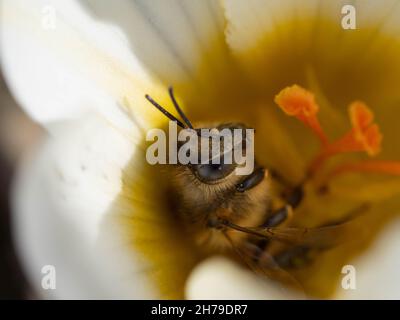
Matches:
[114,16,400,299]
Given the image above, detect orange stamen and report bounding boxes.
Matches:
[308,101,383,175]
[275,85,329,145]
[349,101,382,156]
[318,160,400,188]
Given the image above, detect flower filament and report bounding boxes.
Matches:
[275,85,399,187]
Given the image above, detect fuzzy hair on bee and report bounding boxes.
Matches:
[170,145,271,252]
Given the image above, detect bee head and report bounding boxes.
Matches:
[145,88,255,185]
[182,123,250,184]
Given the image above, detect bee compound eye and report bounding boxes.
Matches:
[195,163,235,182]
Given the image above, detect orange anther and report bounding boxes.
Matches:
[275,85,328,145]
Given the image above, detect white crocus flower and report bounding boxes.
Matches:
[1,0,400,299]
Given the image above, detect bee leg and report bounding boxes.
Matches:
[261,205,293,228]
[261,204,315,269]
[253,185,303,257]
[285,185,304,209]
[269,169,304,209]
[251,205,294,262]
[235,167,265,193]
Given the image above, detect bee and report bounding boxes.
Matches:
[145,87,367,290]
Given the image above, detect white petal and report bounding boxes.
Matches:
[12,113,158,299]
[84,0,228,84]
[336,217,400,300]
[187,223,400,300]
[0,0,159,127]
[352,0,400,37]
[223,0,400,55]
[223,0,318,54]
[186,256,303,300]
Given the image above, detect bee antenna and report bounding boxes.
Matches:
[168,86,194,129]
[145,94,186,129]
